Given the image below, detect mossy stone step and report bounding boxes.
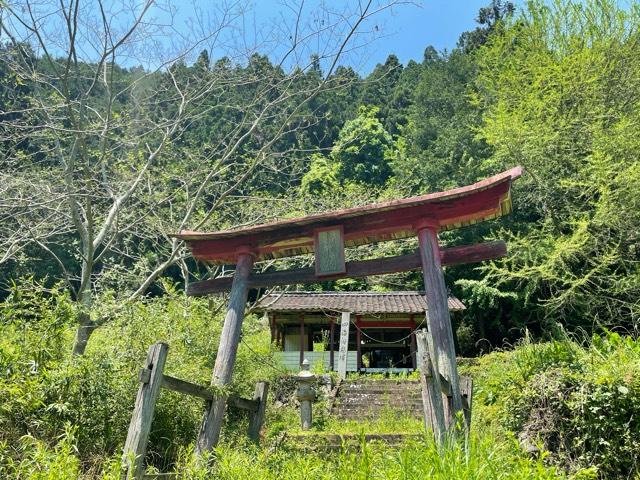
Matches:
[336,410,423,420]
[340,387,420,394]
[286,433,423,451]
[332,379,423,421]
[337,400,423,407]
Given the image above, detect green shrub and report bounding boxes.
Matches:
[0,427,82,480]
[0,432,564,479]
[467,331,640,478]
[0,281,75,445]
[0,283,281,473]
[197,432,563,480]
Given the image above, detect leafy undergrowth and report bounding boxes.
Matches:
[206,431,564,480]
[284,412,425,436]
[461,330,640,478]
[318,412,425,436]
[1,285,638,478]
[1,428,564,480]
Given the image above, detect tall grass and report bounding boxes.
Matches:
[207,433,563,480]
[2,284,636,478]
[0,430,564,479]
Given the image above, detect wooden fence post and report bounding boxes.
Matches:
[416,329,446,445]
[196,251,254,454]
[460,376,473,430]
[417,226,464,424]
[247,381,269,442]
[122,342,168,479]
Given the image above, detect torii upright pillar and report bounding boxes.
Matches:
[196,250,254,453]
[417,225,463,427]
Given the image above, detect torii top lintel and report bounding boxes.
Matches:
[174,167,522,264]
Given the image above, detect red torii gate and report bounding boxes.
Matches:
[174,166,522,451]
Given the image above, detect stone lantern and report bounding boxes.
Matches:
[295,359,316,430]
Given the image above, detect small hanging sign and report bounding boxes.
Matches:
[314,225,346,277]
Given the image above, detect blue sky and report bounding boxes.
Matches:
[0,0,513,74]
[242,0,504,74]
[343,0,499,73]
[160,0,516,75]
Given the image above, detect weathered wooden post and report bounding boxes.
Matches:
[416,329,446,445]
[196,251,254,453]
[460,376,473,430]
[122,342,168,479]
[247,381,269,442]
[329,318,335,370]
[355,315,362,371]
[417,225,463,425]
[337,312,350,380]
[295,359,316,430]
[299,315,305,366]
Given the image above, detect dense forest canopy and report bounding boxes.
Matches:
[1,0,639,355]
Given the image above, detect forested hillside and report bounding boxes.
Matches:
[1,0,639,478]
[3,0,637,353]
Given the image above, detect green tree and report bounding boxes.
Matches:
[195,49,210,71]
[360,54,408,134]
[300,154,340,196]
[331,106,394,186]
[475,0,640,331]
[458,0,515,53]
[395,47,490,194]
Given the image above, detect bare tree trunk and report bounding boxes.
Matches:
[72,279,95,355]
[72,311,97,356]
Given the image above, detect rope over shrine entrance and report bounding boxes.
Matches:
[122,167,522,477]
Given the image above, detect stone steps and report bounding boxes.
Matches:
[339,389,420,395]
[286,433,423,451]
[337,390,422,397]
[337,398,422,405]
[332,379,424,420]
[339,388,420,394]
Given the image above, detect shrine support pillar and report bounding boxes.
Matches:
[409,314,417,370]
[269,315,276,344]
[355,315,362,371]
[417,225,463,425]
[329,318,335,371]
[299,315,305,367]
[196,250,254,454]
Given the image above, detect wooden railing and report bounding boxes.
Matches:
[122,342,269,479]
[274,350,357,371]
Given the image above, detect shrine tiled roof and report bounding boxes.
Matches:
[254,291,465,314]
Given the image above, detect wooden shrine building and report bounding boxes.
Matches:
[255,291,465,373]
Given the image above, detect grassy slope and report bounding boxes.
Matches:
[1,290,638,478]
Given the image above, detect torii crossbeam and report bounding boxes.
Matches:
[174,166,522,450]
